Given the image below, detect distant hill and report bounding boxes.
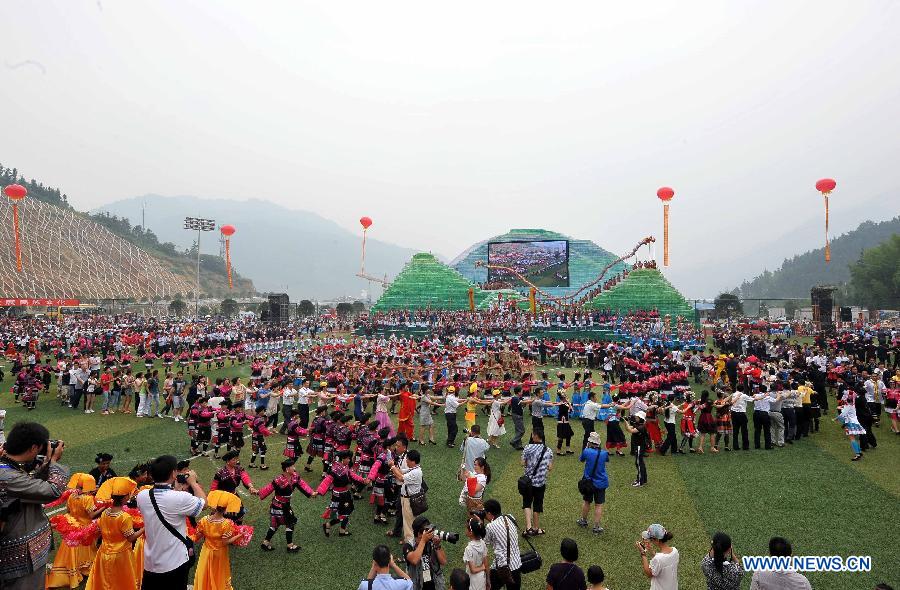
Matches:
[0,163,255,298]
[735,216,900,298]
[92,195,419,300]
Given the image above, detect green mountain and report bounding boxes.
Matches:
[736,216,900,298]
[0,163,255,298]
[584,268,696,320]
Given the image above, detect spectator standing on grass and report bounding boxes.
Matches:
[462,517,488,590]
[700,532,742,590]
[483,499,522,590]
[546,538,587,590]
[403,516,447,590]
[577,431,609,534]
[519,429,553,537]
[749,537,811,590]
[460,425,490,473]
[136,455,207,590]
[636,524,679,590]
[359,544,412,590]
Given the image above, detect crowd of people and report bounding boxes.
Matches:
[0,311,897,590]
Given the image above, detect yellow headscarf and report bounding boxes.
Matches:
[66,473,97,492]
[207,490,242,513]
[96,477,138,501]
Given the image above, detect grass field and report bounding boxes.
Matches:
[2,357,897,590]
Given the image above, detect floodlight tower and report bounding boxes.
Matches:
[183,216,216,316]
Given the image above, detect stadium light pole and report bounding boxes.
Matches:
[183,216,216,317]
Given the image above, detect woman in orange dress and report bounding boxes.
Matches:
[193,490,250,590]
[47,473,100,588]
[85,477,144,590]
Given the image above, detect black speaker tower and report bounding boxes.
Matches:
[810,285,836,330]
[268,293,290,324]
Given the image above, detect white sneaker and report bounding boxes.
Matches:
[85,410,90,414]
[136,414,144,418]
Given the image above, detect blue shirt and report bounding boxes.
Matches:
[356,574,412,590]
[579,447,609,489]
[255,388,271,411]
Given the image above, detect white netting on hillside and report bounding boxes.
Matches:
[0,199,193,299]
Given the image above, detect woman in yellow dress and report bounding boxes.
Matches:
[47,473,101,588]
[85,477,144,590]
[464,382,480,432]
[193,490,248,590]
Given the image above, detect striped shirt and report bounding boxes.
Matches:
[485,515,523,570]
[521,443,553,487]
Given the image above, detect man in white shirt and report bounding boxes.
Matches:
[136,455,207,590]
[390,449,423,544]
[729,386,753,451]
[749,536,811,590]
[444,387,461,447]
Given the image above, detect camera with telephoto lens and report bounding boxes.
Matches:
[426,526,459,544]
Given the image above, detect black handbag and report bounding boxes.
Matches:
[149,488,196,569]
[408,478,428,516]
[577,449,601,496]
[517,445,547,496]
[503,514,542,575]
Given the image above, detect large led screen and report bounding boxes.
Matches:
[486,240,570,288]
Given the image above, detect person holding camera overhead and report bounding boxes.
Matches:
[635,523,679,590]
[0,422,69,590]
[403,516,448,590]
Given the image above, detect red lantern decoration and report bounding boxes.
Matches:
[815,179,836,263]
[656,187,674,201]
[4,184,27,272]
[656,187,674,266]
[220,225,236,288]
[359,216,374,274]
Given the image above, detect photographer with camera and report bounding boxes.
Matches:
[403,515,449,590]
[135,455,206,590]
[0,422,69,590]
[623,411,649,487]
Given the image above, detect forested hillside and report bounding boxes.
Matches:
[0,163,255,298]
[736,216,900,298]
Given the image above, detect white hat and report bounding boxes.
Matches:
[587,431,602,446]
[633,411,646,421]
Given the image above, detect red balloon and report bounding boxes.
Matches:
[815,178,836,193]
[657,186,674,201]
[220,224,236,237]
[4,184,27,200]
[360,216,373,229]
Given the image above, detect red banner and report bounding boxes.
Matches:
[0,298,81,307]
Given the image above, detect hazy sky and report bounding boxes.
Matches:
[3,1,899,296]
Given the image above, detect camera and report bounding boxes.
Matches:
[469,508,486,521]
[176,473,189,484]
[49,440,60,451]
[426,526,460,544]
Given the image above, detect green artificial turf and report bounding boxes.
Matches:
[2,358,897,590]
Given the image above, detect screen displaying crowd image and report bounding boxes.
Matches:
[487,239,570,288]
